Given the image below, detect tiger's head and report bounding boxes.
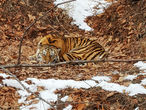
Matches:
[35,45,61,63]
[38,34,65,54]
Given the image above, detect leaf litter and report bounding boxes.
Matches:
[0,0,146,109]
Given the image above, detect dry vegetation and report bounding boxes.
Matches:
[0,0,145,109]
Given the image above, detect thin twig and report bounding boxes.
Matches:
[17,0,76,65]
[0,67,56,109]
[138,100,146,106]
[55,0,76,7]
[1,59,146,68]
[55,16,70,34]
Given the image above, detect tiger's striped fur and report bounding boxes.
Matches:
[33,34,108,63]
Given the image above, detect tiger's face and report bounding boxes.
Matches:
[39,45,61,63]
[38,34,65,53]
[30,45,61,63]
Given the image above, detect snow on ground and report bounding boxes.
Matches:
[54,0,112,31]
[124,75,137,80]
[134,61,146,70]
[141,79,146,85]
[0,73,10,78]
[0,61,146,109]
[63,105,72,110]
[92,75,111,82]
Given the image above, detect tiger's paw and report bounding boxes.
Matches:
[29,54,37,61]
[29,54,40,64]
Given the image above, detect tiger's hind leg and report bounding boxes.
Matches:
[92,51,109,68]
[61,53,85,65]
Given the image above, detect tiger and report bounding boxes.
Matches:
[32,34,108,63]
[29,45,60,63]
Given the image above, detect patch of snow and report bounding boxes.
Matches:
[20,100,50,110]
[39,90,58,102]
[2,79,38,92]
[0,73,10,78]
[3,79,24,89]
[126,84,146,96]
[63,105,72,110]
[96,81,146,96]
[139,72,146,75]
[28,78,96,89]
[124,75,137,81]
[61,96,69,102]
[112,70,119,74]
[92,76,111,82]
[141,78,146,85]
[134,61,146,70]
[1,74,146,109]
[18,78,96,110]
[97,81,126,93]
[22,99,51,110]
[18,90,31,104]
[1,61,146,109]
[54,0,112,31]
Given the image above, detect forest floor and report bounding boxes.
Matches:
[0,0,146,109]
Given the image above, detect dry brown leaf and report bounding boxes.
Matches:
[28,14,36,21]
[105,0,115,2]
[96,101,101,109]
[111,74,120,82]
[76,103,85,110]
[123,81,131,87]
[29,107,37,110]
[106,92,116,98]
[108,36,113,42]
[0,76,4,83]
[25,80,33,85]
[26,95,36,101]
[30,100,39,104]
[37,86,45,91]
[67,95,73,102]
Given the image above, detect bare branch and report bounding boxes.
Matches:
[0,67,56,109]
[1,59,146,68]
[55,16,70,34]
[56,0,76,7]
[17,0,76,65]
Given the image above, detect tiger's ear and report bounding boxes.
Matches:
[45,34,53,38]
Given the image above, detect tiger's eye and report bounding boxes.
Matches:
[48,38,51,42]
[39,42,42,45]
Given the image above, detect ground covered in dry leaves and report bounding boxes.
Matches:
[0,0,146,109]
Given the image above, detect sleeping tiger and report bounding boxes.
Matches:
[30,34,108,63]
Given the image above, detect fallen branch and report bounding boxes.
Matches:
[1,59,146,68]
[0,67,56,109]
[17,0,76,65]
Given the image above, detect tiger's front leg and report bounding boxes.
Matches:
[29,54,37,61]
[29,51,44,63]
[29,48,47,63]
